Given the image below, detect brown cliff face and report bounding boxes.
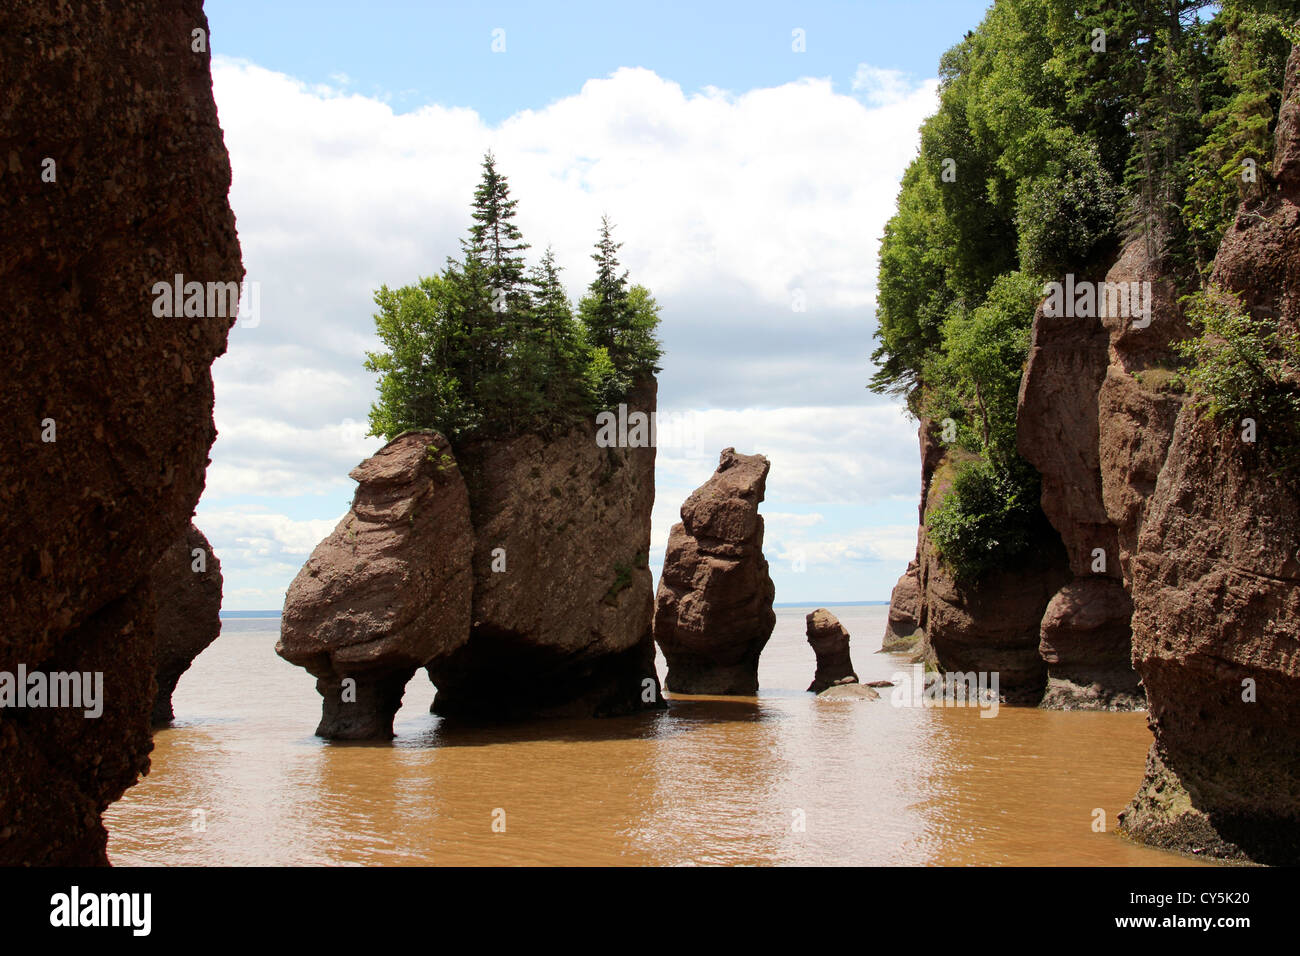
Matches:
[880,421,942,654]
[1018,294,1119,578]
[0,2,242,864]
[1119,40,1300,862]
[806,608,858,692]
[150,523,224,726]
[880,560,924,652]
[278,433,474,739]
[1096,241,1190,589]
[891,430,1068,702]
[922,547,1068,702]
[428,378,663,719]
[1017,259,1150,709]
[654,447,776,695]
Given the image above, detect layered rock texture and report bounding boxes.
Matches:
[278,433,474,739]
[818,683,880,701]
[428,378,663,720]
[0,2,242,864]
[806,609,858,693]
[654,448,776,695]
[1014,248,1174,710]
[882,30,1300,862]
[281,381,664,732]
[882,425,1067,704]
[1118,40,1300,862]
[150,523,223,726]
[880,560,924,652]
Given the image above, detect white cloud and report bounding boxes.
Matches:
[204,58,936,607]
[198,508,342,560]
[851,65,926,107]
[769,524,920,566]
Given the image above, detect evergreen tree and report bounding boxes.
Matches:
[365,161,664,441]
[578,216,663,384]
[525,248,593,416]
[465,151,532,303]
[579,216,632,360]
[1184,1,1300,272]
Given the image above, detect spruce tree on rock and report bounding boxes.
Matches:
[580,216,632,363]
[466,151,532,307]
[527,247,593,415]
[579,216,663,385]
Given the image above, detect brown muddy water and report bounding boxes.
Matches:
[105,605,1203,866]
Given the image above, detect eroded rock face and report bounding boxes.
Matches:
[1037,578,1141,710]
[150,523,223,726]
[428,379,663,719]
[924,551,1068,703]
[654,448,776,695]
[898,437,1069,702]
[0,2,242,865]
[880,561,924,652]
[1097,241,1189,588]
[1018,292,1118,577]
[1017,256,1149,708]
[1120,46,1300,861]
[881,421,942,655]
[1122,412,1300,861]
[278,432,474,739]
[806,608,858,693]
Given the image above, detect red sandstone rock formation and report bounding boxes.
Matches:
[0,1,242,865]
[1096,241,1190,588]
[427,378,663,719]
[885,422,1067,702]
[278,432,473,739]
[880,420,942,655]
[150,523,223,726]
[806,608,858,692]
[1016,251,1160,709]
[654,448,776,695]
[881,560,924,652]
[1119,36,1300,862]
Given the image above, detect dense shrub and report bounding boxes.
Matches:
[1176,285,1300,472]
[927,458,1043,584]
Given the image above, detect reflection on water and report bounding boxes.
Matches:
[105,606,1202,866]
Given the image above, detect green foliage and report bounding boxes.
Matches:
[584,345,629,409]
[365,156,662,443]
[1015,138,1121,277]
[923,271,1043,460]
[869,0,1300,577]
[603,550,648,604]
[870,162,958,401]
[927,458,1044,584]
[1184,3,1300,272]
[1176,286,1300,469]
[577,217,664,377]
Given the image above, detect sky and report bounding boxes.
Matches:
[198,0,994,609]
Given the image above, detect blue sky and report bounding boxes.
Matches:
[209,1,991,121]
[198,0,994,609]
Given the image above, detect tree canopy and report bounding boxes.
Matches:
[365,153,663,444]
[869,0,1300,580]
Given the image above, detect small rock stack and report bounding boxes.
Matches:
[805,608,858,693]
